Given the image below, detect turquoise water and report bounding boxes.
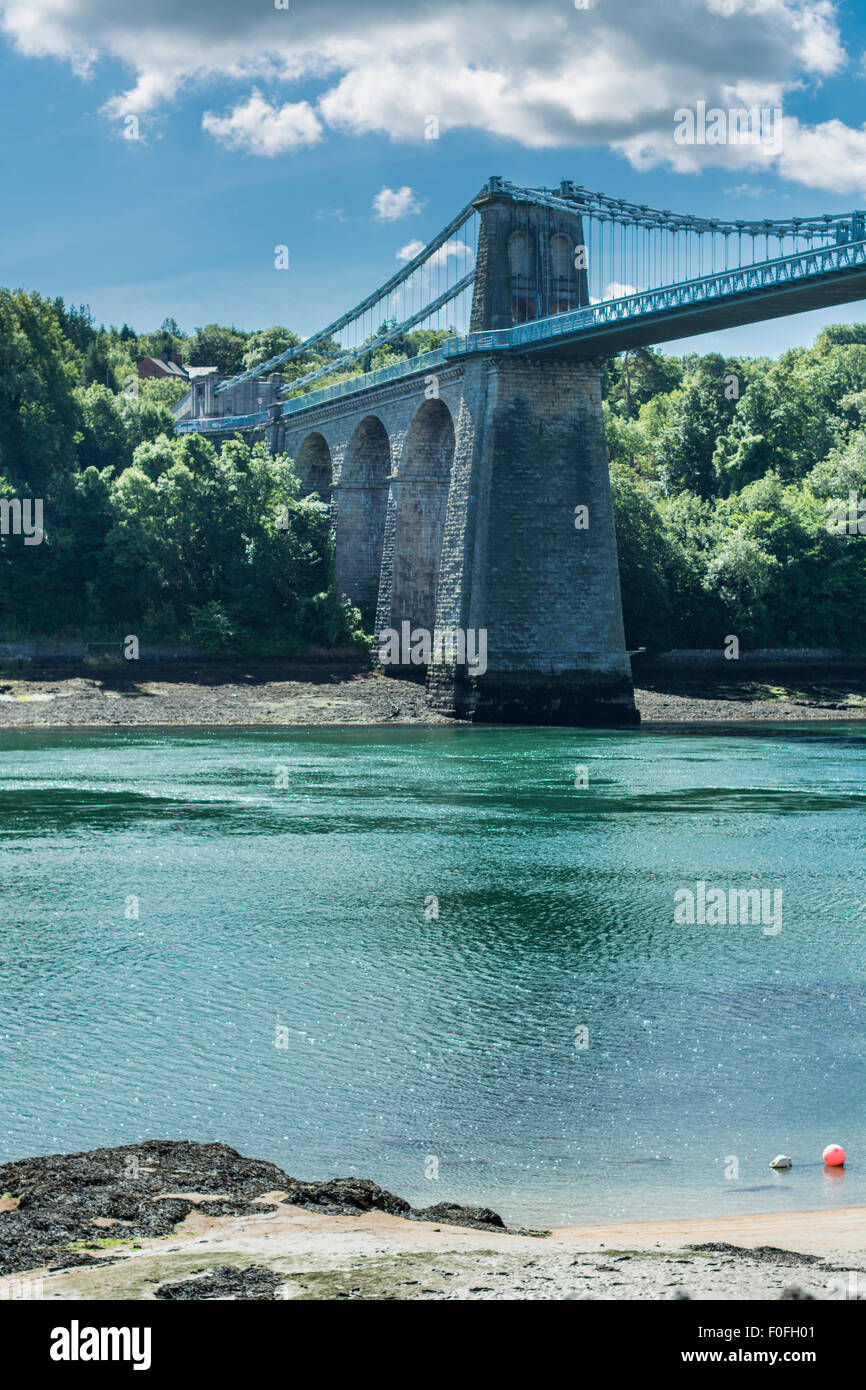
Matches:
[0,724,863,1227]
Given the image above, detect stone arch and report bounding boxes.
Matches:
[334,415,391,622]
[550,231,575,314]
[507,229,528,276]
[294,432,332,502]
[550,232,571,279]
[508,229,536,323]
[388,398,455,673]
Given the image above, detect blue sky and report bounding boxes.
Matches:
[2,0,866,358]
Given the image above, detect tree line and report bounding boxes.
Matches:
[604,330,866,650]
[0,293,363,652]
[2,288,865,653]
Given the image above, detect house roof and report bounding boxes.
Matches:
[139,356,188,377]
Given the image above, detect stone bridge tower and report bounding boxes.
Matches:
[469,176,590,330]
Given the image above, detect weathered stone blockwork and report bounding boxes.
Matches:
[260,352,636,725]
[246,179,638,725]
[271,377,464,633]
[426,356,636,724]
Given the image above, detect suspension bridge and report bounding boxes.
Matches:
[177,177,866,724]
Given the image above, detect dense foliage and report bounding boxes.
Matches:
[604,338,866,650]
[2,289,866,653]
[0,292,362,652]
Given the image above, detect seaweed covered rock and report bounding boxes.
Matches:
[413,1201,505,1231]
[155,1265,283,1301]
[0,1141,290,1275]
[0,1140,509,1277]
[281,1176,412,1217]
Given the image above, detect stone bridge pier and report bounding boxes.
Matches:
[426,354,635,723]
[270,351,636,724]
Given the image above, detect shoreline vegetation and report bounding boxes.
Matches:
[0,1142,862,1301]
[5,293,866,664]
[1,663,866,727]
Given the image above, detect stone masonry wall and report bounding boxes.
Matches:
[428,354,636,724]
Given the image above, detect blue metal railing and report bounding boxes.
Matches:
[177,348,448,433]
[177,410,267,434]
[444,236,866,357]
[178,236,866,436]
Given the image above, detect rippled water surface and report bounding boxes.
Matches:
[0,724,863,1225]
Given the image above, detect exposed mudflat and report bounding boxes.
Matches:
[635,675,866,724]
[0,1141,863,1301]
[0,666,448,727]
[1,666,866,727]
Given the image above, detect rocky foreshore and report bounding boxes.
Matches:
[1,665,866,726]
[1,1141,864,1301]
[0,1140,509,1278]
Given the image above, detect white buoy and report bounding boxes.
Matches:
[769,1154,792,1170]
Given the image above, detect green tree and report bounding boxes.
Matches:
[604,348,683,420]
[655,354,741,497]
[242,326,302,372]
[0,289,82,492]
[186,324,248,375]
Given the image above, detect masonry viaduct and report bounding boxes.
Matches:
[256,184,637,725]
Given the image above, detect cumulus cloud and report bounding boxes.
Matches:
[0,0,860,193]
[397,239,426,262]
[619,113,866,197]
[373,186,423,221]
[777,117,866,194]
[430,240,474,266]
[202,91,322,155]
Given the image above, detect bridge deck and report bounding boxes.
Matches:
[177,238,866,435]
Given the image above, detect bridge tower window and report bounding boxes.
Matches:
[512,297,537,324]
[507,229,528,278]
[550,232,574,314]
[508,229,536,323]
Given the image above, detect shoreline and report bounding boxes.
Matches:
[2,667,866,728]
[1,1142,863,1301]
[4,1199,864,1303]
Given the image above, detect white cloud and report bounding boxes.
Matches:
[397,239,425,262]
[429,240,474,268]
[777,117,866,195]
[603,281,638,300]
[0,0,860,195]
[620,113,866,198]
[202,91,322,155]
[373,186,423,221]
[397,236,473,266]
[724,182,773,198]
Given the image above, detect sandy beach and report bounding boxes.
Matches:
[3,1200,864,1302]
[0,1143,862,1301]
